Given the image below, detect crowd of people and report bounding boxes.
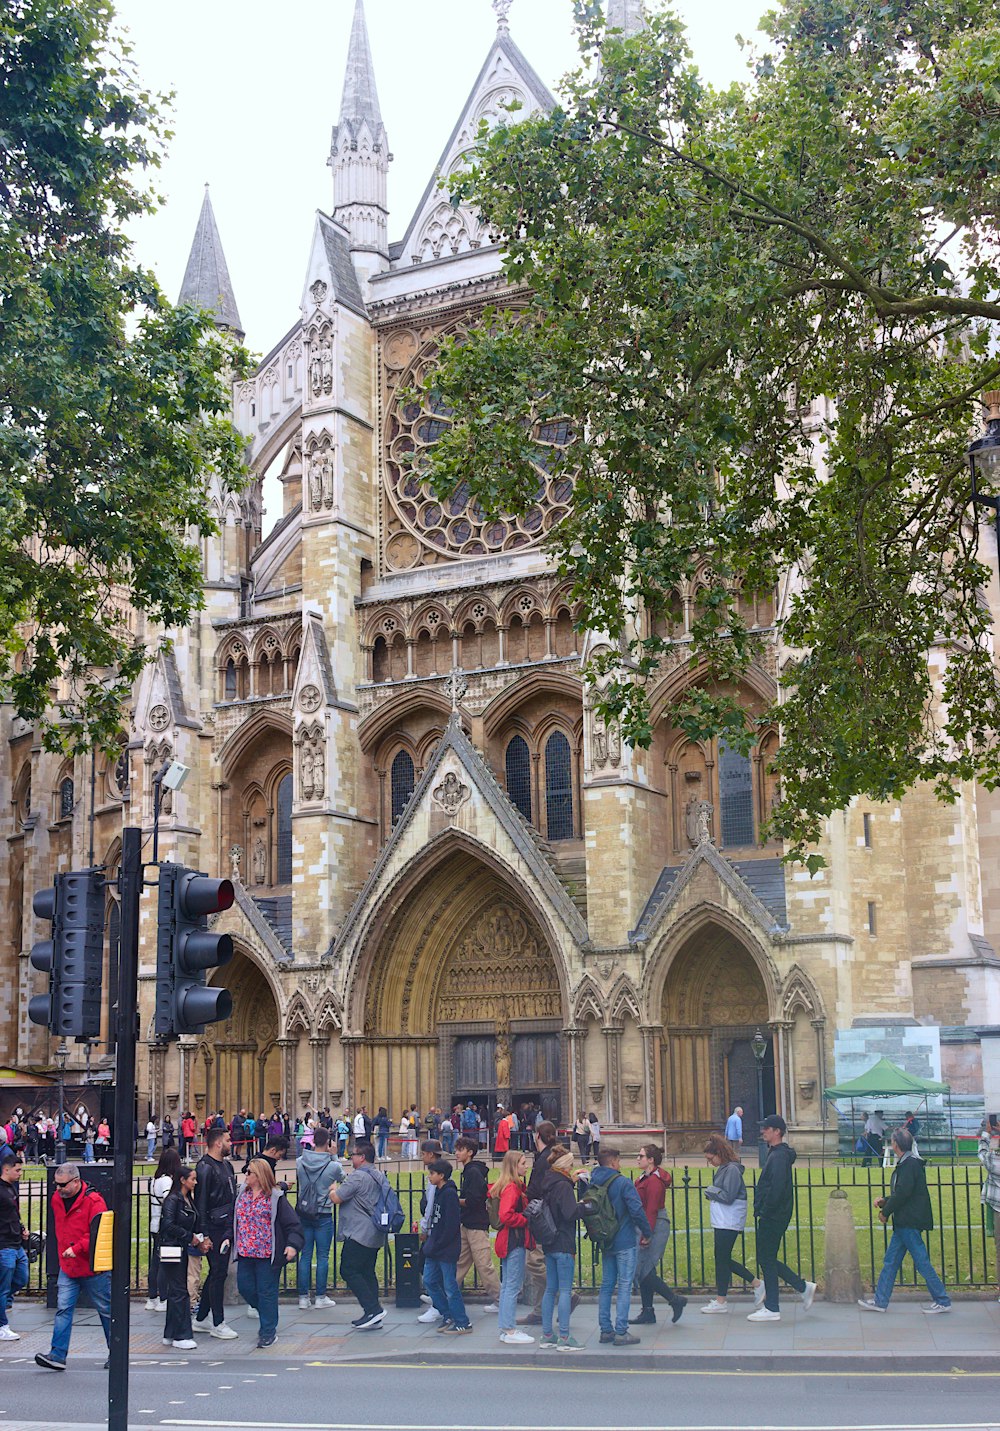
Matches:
[1,1108,993,1368]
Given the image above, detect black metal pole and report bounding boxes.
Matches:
[108,826,142,1431]
[55,1046,67,1164]
[756,1058,767,1168]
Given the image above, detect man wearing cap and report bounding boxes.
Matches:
[747,1115,816,1322]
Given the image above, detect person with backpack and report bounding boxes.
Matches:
[233,1158,303,1349]
[439,1113,455,1155]
[519,1120,561,1325]
[295,1127,343,1310]
[453,1135,501,1309]
[422,1159,471,1334]
[586,1146,653,1347]
[493,1150,535,1344]
[330,1142,392,1329]
[34,1164,111,1371]
[535,1145,588,1350]
[629,1142,686,1326]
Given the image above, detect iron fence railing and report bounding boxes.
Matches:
[14,1161,997,1297]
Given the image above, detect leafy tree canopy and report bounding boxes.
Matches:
[0,0,248,755]
[421,0,1000,864]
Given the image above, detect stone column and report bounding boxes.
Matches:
[563,1027,585,1120]
[639,1024,663,1124]
[603,1025,623,1125]
[277,1037,297,1112]
[177,1037,197,1116]
[813,1018,828,1125]
[310,1037,329,1107]
[149,1043,167,1124]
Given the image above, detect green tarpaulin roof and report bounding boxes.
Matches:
[824,1055,950,1099]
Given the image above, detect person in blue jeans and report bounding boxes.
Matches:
[0,1153,30,1341]
[35,1164,111,1370]
[295,1128,342,1309]
[859,1126,951,1314]
[373,1109,391,1161]
[588,1147,652,1346]
[538,1146,589,1350]
[422,1160,471,1334]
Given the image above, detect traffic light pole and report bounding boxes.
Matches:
[108,826,142,1431]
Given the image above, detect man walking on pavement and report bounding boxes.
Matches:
[748,1114,816,1322]
[519,1121,561,1325]
[725,1106,743,1153]
[35,1164,111,1370]
[330,1142,389,1330]
[859,1125,951,1314]
[0,1153,29,1341]
[194,1126,239,1339]
[296,1127,342,1310]
[589,1146,653,1346]
[453,1136,501,1311]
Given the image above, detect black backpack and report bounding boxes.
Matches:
[526,1197,558,1249]
[296,1158,329,1218]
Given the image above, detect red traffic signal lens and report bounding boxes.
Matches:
[178,875,235,918]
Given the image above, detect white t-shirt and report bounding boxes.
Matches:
[354,1112,366,1137]
[146,1122,156,1137]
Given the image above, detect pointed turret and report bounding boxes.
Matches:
[606,0,647,35]
[177,186,244,340]
[329,0,390,279]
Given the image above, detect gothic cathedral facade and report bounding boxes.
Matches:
[3,0,1000,1150]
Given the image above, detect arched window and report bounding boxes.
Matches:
[59,777,74,820]
[718,739,755,846]
[224,660,237,700]
[544,732,574,841]
[505,736,532,823]
[390,750,415,826]
[276,772,293,884]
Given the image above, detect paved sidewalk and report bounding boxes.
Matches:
[3,1291,1000,1370]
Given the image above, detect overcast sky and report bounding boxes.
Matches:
[118,0,763,355]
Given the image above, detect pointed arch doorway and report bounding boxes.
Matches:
[661,922,774,1141]
[191,949,281,1116]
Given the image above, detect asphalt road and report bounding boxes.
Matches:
[3,1357,1000,1431]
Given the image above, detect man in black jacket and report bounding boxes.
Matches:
[194,1126,238,1339]
[453,1136,501,1306]
[0,1153,28,1340]
[519,1121,564,1325]
[860,1126,951,1313]
[749,1115,815,1322]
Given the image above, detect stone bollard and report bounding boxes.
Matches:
[824,1187,862,1302]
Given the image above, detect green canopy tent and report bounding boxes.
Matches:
[823,1057,952,1161]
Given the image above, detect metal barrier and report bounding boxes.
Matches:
[15,1159,998,1296]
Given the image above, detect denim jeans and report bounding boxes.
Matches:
[0,1247,28,1327]
[874,1226,951,1308]
[297,1214,334,1297]
[423,1256,469,1329]
[375,1130,388,1159]
[50,1270,111,1364]
[599,1242,638,1336]
[542,1250,575,1337]
[147,1137,156,1160]
[236,1256,281,1340]
[498,1245,526,1331]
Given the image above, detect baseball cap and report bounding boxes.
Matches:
[760,1114,787,1134]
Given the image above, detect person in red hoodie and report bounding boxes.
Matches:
[629,1142,687,1326]
[35,1164,111,1371]
[494,1107,511,1159]
[493,1150,534,1345]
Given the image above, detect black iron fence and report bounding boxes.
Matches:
[15,1160,997,1297]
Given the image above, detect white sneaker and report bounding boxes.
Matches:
[499,1329,535,1344]
[481,1302,499,1313]
[747,1308,781,1322]
[752,1281,766,1307]
[701,1299,729,1314]
[921,1302,951,1314]
[172,1339,197,1350]
[858,1298,886,1313]
[162,1337,173,1346]
[298,1296,311,1310]
[802,1281,816,1311]
[313,1295,336,1309]
[418,1307,443,1323]
[0,1326,19,1341]
[156,1299,167,1312]
[420,1294,433,1305]
[192,1320,211,1332]
[144,1298,158,1312]
[244,1306,258,1319]
[209,1323,239,1340]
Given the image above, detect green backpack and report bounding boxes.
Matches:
[581,1172,624,1250]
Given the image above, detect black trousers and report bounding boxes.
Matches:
[713,1228,756,1297]
[755,1216,805,1311]
[196,1241,231,1327]
[148,1231,162,1300]
[639,1270,682,1310]
[163,1261,193,1342]
[340,1238,381,1316]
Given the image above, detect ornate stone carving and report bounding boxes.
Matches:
[432,770,470,816]
[589,1084,605,1105]
[298,684,322,713]
[625,1083,642,1108]
[435,906,560,1024]
[686,795,714,847]
[306,445,334,512]
[298,725,325,802]
[252,838,266,885]
[229,844,243,881]
[591,706,621,772]
[310,280,328,304]
[148,704,170,733]
[495,1015,511,1088]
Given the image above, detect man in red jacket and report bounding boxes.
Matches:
[34,1165,111,1371]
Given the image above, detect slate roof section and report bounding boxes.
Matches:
[629,865,681,942]
[177,186,244,338]
[250,893,294,960]
[630,850,789,945]
[318,213,365,316]
[728,858,789,931]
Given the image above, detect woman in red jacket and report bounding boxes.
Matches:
[493,1149,534,1344]
[494,1108,511,1158]
[630,1142,687,1325]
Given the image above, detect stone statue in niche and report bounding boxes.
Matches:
[308,454,323,512]
[252,838,266,885]
[319,450,334,507]
[686,793,714,847]
[495,1015,511,1089]
[592,708,621,771]
[300,734,325,801]
[309,343,323,398]
[321,340,333,395]
[229,844,243,881]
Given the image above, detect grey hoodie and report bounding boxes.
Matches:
[704,1161,748,1230]
[295,1148,343,1217]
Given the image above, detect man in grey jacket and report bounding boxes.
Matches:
[330,1143,388,1330]
[295,1127,343,1310]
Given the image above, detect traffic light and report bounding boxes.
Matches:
[28,870,104,1038]
[155,863,234,1037]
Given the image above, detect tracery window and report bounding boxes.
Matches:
[544,732,574,842]
[276,772,293,884]
[718,739,755,847]
[505,736,532,823]
[59,778,74,820]
[390,750,415,826]
[225,659,237,700]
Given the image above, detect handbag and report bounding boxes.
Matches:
[159,1244,183,1263]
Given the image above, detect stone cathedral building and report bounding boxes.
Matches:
[3,0,999,1150]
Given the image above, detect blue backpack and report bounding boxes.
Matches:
[370,1172,405,1238]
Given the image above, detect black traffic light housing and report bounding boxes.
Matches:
[155,863,235,1037]
[28,869,105,1038]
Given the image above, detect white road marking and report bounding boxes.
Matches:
[159,1423,1000,1431]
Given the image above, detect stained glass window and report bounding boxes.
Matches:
[718,739,755,847]
[505,736,532,823]
[391,750,415,826]
[59,778,74,820]
[545,732,574,841]
[276,772,293,884]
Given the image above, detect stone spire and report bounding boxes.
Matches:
[606,0,647,35]
[330,0,390,272]
[177,185,244,339]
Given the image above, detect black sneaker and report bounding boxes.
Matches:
[599,1331,616,1344]
[256,1334,276,1348]
[354,1310,386,1331]
[34,1353,66,1371]
[629,1309,656,1325]
[671,1295,687,1324]
[614,1331,641,1346]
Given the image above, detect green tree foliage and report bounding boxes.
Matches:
[0,0,247,754]
[421,0,1000,862]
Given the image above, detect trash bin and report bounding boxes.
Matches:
[394,1232,421,1308]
